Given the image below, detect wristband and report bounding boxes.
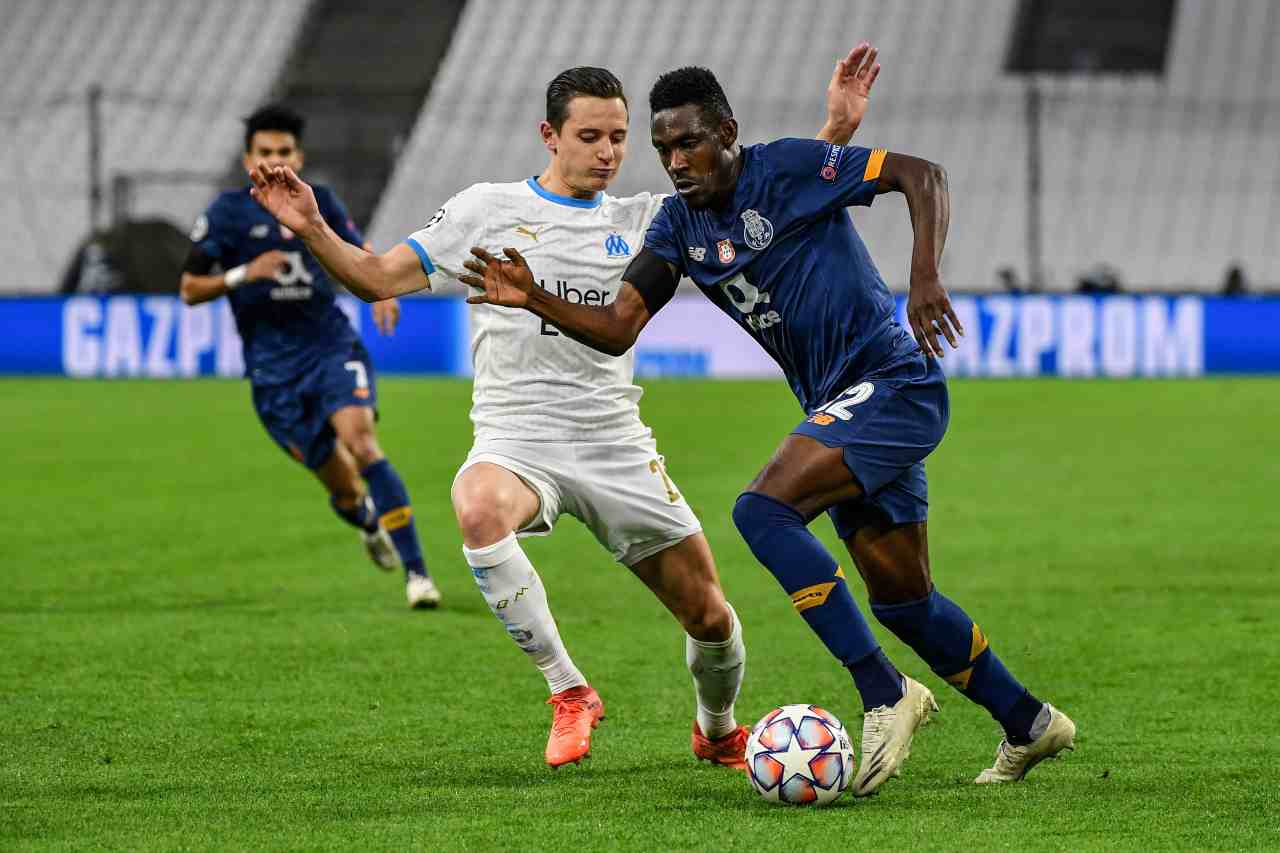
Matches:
[224,265,248,289]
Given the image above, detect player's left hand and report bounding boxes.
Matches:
[372,298,400,335]
[825,41,881,137]
[460,247,536,309]
[907,274,963,358]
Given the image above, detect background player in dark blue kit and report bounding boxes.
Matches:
[463,69,1077,793]
[179,105,440,609]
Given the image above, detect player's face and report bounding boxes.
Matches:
[543,96,629,194]
[242,130,304,175]
[651,106,737,210]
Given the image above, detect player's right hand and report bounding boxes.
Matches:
[461,247,535,309]
[244,250,288,282]
[249,163,322,238]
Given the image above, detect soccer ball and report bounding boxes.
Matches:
[745,704,856,806]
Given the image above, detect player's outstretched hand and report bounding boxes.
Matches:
[248,162,322,238]
[461,247,535,309]
[907,274,963,358]
[372,298,400,336]
[826,41,880,135]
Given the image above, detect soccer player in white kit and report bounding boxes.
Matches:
[248,45,881,768]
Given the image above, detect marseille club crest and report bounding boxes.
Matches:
[742,209,774,250]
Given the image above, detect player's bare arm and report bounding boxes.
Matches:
[179,249,289,305]
[461,247,661,357]
[249,163,426,302]
[362,241,402,335]
[874,153,963,358]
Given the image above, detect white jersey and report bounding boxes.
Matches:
[406,179,666,443]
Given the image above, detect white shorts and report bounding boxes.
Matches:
[454,432,703,566]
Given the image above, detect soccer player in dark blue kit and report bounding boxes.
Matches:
[180,105,440,609]
[462,69,1076,793]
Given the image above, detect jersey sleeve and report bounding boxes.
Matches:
[641,200,687,277]
[316,186,365,247]
[188,197,235,266]
[403,186,487,287]
[766,137,886,214]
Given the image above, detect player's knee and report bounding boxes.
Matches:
[344,432,383,468]
[453,488,516,548]
[732,491,799,549]
[681,594,733,643]
[862,557,932,604]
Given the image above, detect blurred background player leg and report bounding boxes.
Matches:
[330,404,439,608]
[316,442,399,570]
[453,462,601,768]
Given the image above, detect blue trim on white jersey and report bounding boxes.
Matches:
[526,177,602,209]
[404,238,436,275]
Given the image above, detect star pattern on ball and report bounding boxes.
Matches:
[773,724,825,783]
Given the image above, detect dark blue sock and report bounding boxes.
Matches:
[733,492,902,711]
[330,494,377,533]
[362,459,428,578]
[871,589,1044,744]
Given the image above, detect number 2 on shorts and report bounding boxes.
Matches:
[811,382,874,423]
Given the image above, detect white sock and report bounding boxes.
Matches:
[686,601,745,739]
[464,532,586,696]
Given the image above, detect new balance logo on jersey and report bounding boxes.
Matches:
[687,246,706,262]
[604,232,631,258]
[515,225,550,241]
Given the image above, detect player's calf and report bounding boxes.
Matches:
[732,492,905,711]
[464,532,586,697]
[871,588,1047,747]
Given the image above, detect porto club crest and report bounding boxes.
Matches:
[742,209,774,250]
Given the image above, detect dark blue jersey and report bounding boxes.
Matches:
[190,185,364,386]
[644,139,920,412]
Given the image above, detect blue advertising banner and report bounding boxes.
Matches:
[0,293,1276,378]
[636,294,1280,378]
[0,295,469,378]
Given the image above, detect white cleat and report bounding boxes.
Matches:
[975,704,1076,784]
[852,676,939,797]
[361,499,401,573]
[406,574,441,610]
[363,526,401,571]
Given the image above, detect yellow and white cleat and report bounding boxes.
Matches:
[975,704,1076,783]
[852,676,938,797]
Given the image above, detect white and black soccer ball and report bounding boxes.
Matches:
[745,704,855,806]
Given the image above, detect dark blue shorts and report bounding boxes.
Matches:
[792,357,949,536]
[251,342,378,470]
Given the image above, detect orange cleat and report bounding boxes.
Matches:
[545,685,605,768]
[692,721,750,771]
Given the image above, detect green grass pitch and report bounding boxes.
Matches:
[2,377,1277,851]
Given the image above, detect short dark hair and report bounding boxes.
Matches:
[243,104,305,151]
[545,66,628,131]
[649,67,733,125]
